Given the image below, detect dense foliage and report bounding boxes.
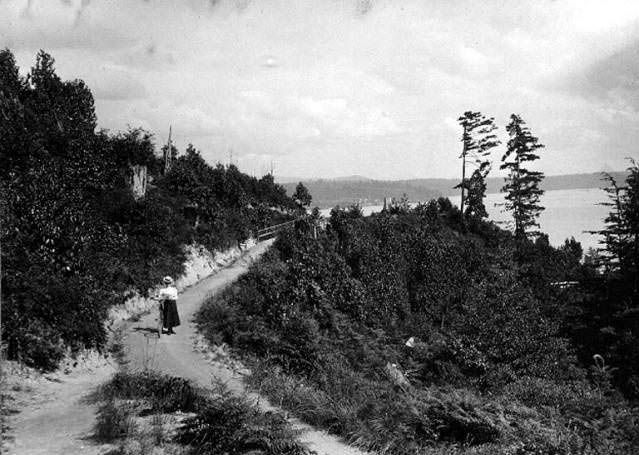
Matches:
[94,371,312,455]
[198,198,639,453]
[568,162,639,399]
[0,49,297,369]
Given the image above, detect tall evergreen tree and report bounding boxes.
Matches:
[597,161,639,291]
[596,173,626,270]
[625,162,639,293]
[457,111,500,222]
[501,114,545,240]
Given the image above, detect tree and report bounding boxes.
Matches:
[501,114,545,240]
[597,161,639,291]
[293,182,312,208]
[1,49,301,370]
[465,169,488,219]
[625,161,639,293]
[456,111,500,222]
[596,173,626,271]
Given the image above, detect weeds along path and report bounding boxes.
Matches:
[123,240,369,455]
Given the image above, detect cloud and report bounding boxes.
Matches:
[90,68,147,101]
[4,0,639,179]
[563,39,639,110]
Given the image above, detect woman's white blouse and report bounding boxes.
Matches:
[159,286,178,301]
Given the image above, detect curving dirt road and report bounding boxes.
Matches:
[122,240,369,455]
[9,241,369,455]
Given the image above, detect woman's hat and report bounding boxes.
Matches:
[163,276,174,285]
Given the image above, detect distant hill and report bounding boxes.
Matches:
[331,175,373,182]
[277,174,372,184]
[283,171,628,208]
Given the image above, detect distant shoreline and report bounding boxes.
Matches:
[318,188,609,251]
[286,172,625,210]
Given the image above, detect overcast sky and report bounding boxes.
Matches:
[2,0,639,179]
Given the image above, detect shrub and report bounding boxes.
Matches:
[97,371,202,413]
[95,371,311,454]
[176,386,313,455]
[248,360,503,454]
[504,377,599,411]
[95,399,138,442]
[10,320,65,371]
[195,195,639,453]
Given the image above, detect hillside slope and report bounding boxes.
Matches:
[122,240,368,455]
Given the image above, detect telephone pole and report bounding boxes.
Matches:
[164,125,173,174]
[460,123,467,226]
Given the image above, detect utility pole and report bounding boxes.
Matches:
[164,125,173,174]
[460,123,467,226]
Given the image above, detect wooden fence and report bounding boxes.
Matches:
[256,219,297,242]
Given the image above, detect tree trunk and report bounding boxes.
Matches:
[130,164,147,200]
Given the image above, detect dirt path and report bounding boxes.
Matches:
[122,241,369,455]
[7,355,116,455]
[7,242,368,455]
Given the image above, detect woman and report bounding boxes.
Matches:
[158,276,180,335]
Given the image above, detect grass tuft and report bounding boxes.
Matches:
[94,370,312,455]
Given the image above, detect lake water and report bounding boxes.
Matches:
[320,188,610,253]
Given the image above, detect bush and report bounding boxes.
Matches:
[176,386,313,455]
[195,205,639,453]
[9,320,65,371]
[97,371,202,413]
[95,399,138,442]
[248,360,503,454]
[94,371,311,454]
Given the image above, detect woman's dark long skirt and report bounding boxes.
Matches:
[162,299,181,329]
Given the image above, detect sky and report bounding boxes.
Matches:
[2,0,639,180]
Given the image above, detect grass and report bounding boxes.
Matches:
[246,360,513,455]
[95,399,138,442]
[93,370,314,455]
[0,368,14,452]
[245,357,639,455]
